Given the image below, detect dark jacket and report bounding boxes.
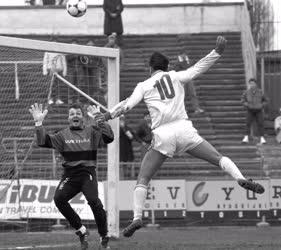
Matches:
[241,87,267,110]
[174,60,189,72]
[136,120,152,144]
[103,0,124,35]
[36,123,114,175]
[120,125,136,162]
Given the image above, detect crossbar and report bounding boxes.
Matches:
[0,35,119,58]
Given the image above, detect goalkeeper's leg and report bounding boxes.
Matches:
[123,149,167,237]
[54,178,89,249]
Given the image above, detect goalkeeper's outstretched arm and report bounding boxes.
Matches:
[87,105,114,144]
[29,103,63,150]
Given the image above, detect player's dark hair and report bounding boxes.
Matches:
[149,52,169,71]
[69,103,84,115]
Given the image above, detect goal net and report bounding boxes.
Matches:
[0,36,120,237]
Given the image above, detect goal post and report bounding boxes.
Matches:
[107,54,120,238]
[0,35,120,237]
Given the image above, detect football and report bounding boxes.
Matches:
[66,0,87,18]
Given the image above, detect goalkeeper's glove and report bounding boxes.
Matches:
[87,105,107,126]
[90,99,129,123]
[29,103,48,126]
[215,36,227,55]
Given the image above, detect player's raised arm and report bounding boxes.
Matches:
[103,84,144,120]
[176,36,227,84]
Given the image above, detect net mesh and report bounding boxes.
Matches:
[0,42,109,232]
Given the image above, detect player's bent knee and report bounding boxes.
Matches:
[219,156,232,170]
[54,193,68,206]
[88,198,104,210]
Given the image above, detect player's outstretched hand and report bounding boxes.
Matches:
[110,99,128,119]
[29,103,48,124]
[215,36,227,55]
[87,105,106,126]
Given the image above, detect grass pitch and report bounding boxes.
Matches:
[1,226,281,250]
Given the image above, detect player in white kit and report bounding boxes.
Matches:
[101,36,265,237]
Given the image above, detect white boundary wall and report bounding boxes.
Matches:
[0,0,244,6]
[0,2,244,35]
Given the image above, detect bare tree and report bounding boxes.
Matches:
[247,0,274,51]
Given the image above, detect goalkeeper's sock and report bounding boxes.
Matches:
[219,156,245,180]
[77,225,87,235]
[133,185,148,221]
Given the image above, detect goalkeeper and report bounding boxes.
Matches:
[29,103,113,250]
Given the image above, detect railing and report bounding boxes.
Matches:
[240,0,257,87]
[1,137,57,179]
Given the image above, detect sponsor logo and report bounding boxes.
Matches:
[192,182,209,207]
[65,139,90,144]
[144,183,186,209]
[0,183,86,204]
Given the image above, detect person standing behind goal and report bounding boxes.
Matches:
[97,36,265,237]
[29,103,113,249]
[43,50,67,105]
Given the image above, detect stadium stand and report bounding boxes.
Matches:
[0,32,272,181]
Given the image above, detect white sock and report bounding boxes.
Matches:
[77,225,87,234]
[133,185,147,221]
[219,156,245,180]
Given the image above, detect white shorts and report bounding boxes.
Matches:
[152,119,203,157]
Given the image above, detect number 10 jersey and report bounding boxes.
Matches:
[124,49,221,130]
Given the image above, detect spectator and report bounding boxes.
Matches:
[76,40,101,103]
[99,82,108,106]
[174,52,204,114]
[84,40,104,97]
[66,40,92,104]
[42,0,56,5]
[241,78,267,144]
[274,107,281,143]
[119,115,137,179]
[66,41,79,103]
[43,49,67,105]
[136,112,152,159]
[99,33,124,105]
[104,33,124,67]
[103,0,124,45]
